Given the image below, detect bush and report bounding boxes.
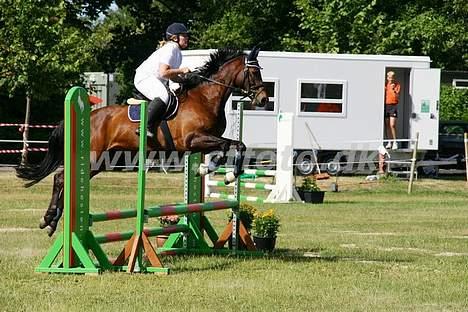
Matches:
[439,85,468,121]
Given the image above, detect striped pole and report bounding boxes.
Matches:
[208,192,265,203]
[207,180,275,190]
[90,200,238,223]
[147,200,238,218]
[95,225,190,244]
[215,167,276,177]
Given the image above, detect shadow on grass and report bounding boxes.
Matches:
[256,248,414,264]
[164,247,414,273]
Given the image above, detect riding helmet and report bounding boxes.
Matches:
[166,23,189,39]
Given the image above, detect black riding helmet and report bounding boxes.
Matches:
[166,23,189,40]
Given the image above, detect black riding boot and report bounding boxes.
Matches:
[136,98,166,138]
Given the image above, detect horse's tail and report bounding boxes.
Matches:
[16,121,64,187]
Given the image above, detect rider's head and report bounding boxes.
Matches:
[166,23,189,49]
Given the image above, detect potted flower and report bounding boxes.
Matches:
[156,215,180,247]
[227,203,258,249]
[252,209,280,252]
[228,203,258,233]
[296,176,325,203]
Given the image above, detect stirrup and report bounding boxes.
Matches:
[135,128,154,138]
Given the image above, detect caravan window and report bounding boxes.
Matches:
[299,80,347,116]
[231,80,277,113]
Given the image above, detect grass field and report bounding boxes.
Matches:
[0,170,467,312]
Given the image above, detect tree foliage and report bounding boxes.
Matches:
[0,0,105,100]
[192,0,296,50]
[1,0,467,112]
[281,0,467,70]
[439,85,468,121]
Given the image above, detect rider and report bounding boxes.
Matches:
[134,22,191,138]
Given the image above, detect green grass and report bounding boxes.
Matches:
[1,170,468,311]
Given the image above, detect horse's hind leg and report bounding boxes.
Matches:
[39,170,64,236]
[39,169,101,236]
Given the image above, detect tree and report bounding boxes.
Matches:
[0,0,101,163]
[282,0,468,70]
[192,0,296,50]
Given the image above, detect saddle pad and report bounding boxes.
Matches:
[128,104,142,122]
[127,91,179,123]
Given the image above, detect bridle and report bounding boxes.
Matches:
[190,56,266,102]
[243,60,266,102]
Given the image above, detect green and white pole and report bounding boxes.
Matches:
[231,102,243,251]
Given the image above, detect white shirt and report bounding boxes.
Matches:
[135,41,182,83]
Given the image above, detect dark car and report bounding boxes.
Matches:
[420,120,468,176]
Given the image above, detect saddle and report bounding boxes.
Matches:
[127,89,179,122]
[127,89,178,150]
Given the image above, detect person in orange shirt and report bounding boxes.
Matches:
[384,71,401,149]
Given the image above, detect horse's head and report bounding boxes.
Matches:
[183,48,269,108]
[240,46,269,108]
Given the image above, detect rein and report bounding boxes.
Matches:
[191,72,250,96]
[190,58,265,100]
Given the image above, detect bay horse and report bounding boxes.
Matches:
[16,47,268,236]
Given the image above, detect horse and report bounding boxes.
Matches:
[16,47,268,236]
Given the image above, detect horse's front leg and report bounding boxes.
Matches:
[226,139,247,183]
[187,133,246,183]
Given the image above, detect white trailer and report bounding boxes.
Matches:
[182,50,440,173]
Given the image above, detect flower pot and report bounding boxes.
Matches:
[155,235,169,248]
[297,190,325,203]
[253,236,276,252]
[228,234,248,250]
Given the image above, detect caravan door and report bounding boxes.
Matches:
[410,68,441,150]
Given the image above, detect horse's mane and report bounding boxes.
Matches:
[181,48,245,91]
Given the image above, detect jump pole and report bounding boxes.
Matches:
[111,99,168,273]
[155,152,256,254]
[266,112,301,202]
[162,102,255,253]
[206,111,300,203]
[36,87,110,274]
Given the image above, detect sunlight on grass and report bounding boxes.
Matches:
[1,170,467,311]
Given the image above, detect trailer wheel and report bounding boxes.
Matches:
[326,161,341,176]
[296,158,315,175]
[324,155,346,176]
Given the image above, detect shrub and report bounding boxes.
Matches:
[439,85,468,121]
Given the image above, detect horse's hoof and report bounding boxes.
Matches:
[45,225,55,237]
[39,217,48,229]
[224,172,236,185]
[198,164,209,176]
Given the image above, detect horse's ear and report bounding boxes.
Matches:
[247,46,261,61]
